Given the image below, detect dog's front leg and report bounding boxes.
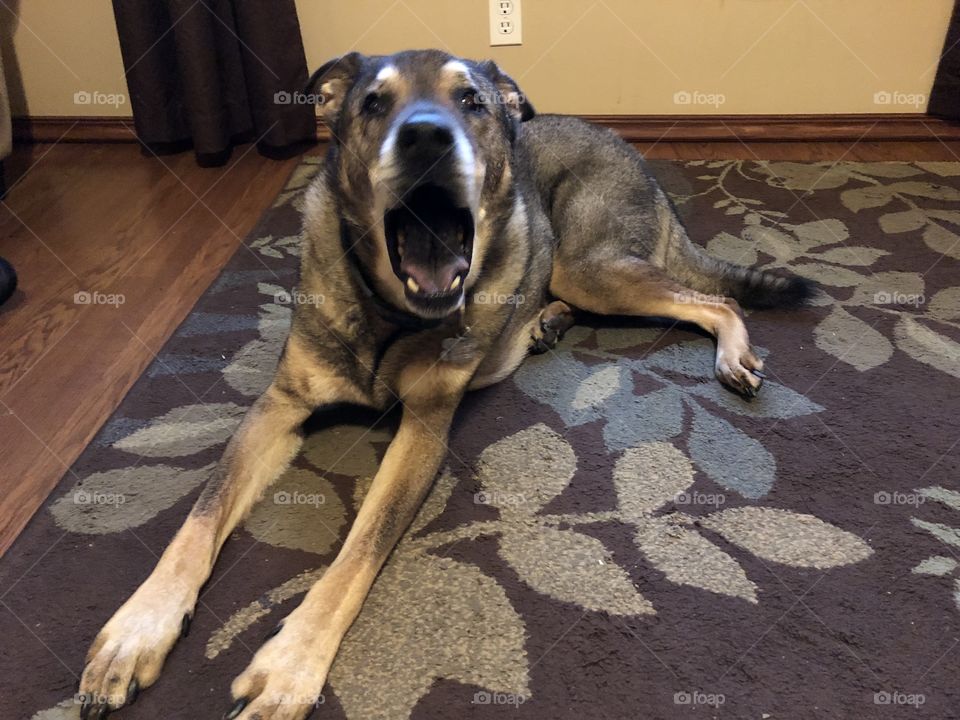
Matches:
[78,338,362,718]
[224,359,474,720]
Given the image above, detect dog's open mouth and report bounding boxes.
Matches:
[384,184,474,317]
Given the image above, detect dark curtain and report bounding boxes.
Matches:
[930,1,960,119]
[112,0,316,167]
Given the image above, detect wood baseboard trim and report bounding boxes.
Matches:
[14,113,960,145]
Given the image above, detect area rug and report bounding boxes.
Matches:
[3,157,960,720]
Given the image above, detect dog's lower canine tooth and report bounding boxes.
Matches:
[406,277,420,293]
[450,275,461,290]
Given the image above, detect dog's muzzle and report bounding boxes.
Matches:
[383,109,475,318]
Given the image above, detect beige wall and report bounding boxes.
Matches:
[3,0,954,117]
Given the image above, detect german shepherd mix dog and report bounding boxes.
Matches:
[79,50,811,719]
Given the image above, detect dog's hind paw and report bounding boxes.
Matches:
[715,347,764,399]
[531,301,574,354]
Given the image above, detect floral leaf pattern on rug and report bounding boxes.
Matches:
[515,334,822,498]
[16,160,960,720]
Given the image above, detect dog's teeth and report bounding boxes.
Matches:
[450,275,461,291]
[406,277,420,293]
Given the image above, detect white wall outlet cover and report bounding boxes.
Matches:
[489,0,522,46]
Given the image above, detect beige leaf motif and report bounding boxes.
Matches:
[812,246,889,267]
[50,464,214,535]
[929,287,960,321]
[244,468,346,555]
[790,262,865,288]
[786,219,849,247]
[477,423,576,516]
[878,210,926,234]
[112,402,246,457]
[814,306,892,371]
[701,507,873,568]
[573,365,622,410]
[841,185,894,213]
[915,162,960,177]
[634,519,758,603]
[894,316,960,379]
[499,525,654,615]
[744,225,800,263]
[847,271,925,307]
[707,231,757,266]
[330,553,530,720]
[304,423,393,477]
[922,222,960,260]
[613,442,694,518]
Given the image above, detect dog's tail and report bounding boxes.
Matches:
[673,244,815,309]
[656,194,816,310]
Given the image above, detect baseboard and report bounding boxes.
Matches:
[14,113,960,145]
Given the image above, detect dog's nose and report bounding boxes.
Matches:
[396,113,455,156]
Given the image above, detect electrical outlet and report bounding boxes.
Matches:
[490,0,522,46]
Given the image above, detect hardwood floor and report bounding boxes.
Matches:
[2,136,960,557]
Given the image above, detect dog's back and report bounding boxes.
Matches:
[523,114,813,309]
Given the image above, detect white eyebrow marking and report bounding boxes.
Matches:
[441,59,474,84]
[376,65,398,82]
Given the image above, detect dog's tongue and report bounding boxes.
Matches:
[400,240,468,295]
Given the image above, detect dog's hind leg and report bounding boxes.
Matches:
[78,336,366,718]
[222,354,475,720]
[551,257,765,397]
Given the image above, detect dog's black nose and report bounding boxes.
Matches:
[396,113,455,156]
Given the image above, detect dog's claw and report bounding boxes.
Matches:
[751,369,767,380]
[80,699,92,720]
[181,613,192,638]
[264,622,283,642]
[224,698,249,720]
[127,678,139,705]
[97,704,111,720]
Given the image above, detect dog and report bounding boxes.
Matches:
[78,49,812,719]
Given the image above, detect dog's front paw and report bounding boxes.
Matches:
[715,346,765,399]
[531,301,574,354]
[225,619,330,720]
[79,574,195,718]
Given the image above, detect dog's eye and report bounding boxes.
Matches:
[362,92,388,116]
[459,89,484,113]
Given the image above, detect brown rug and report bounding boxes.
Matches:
[3,157,960,720]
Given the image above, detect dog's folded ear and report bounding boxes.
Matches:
[305,52,367,125]
[479,60,535,122]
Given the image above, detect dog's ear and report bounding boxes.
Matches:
[479,60,535,122]
[305,52,367,125]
